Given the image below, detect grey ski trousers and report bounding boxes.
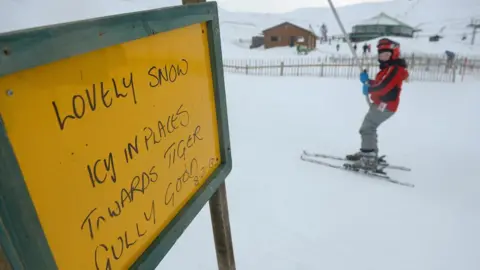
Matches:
[359,103,394,153]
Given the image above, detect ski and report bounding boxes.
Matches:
[300,154,415,188]
[302,150,412,172]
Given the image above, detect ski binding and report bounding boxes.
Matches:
[301,150,414,188]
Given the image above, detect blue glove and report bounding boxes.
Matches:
[362,83,369,95]
[360,71,369,84]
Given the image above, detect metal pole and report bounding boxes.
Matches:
[326,0,371,106]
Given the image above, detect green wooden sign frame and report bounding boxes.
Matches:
[0,2,232,269]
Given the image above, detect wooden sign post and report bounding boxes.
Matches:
[0,1,235,269]
[178,2,236,270]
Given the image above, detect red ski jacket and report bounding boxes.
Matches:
[368,59,409,112]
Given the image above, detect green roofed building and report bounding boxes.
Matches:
[349,12,420,42]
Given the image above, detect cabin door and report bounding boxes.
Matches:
[289,36,295,47]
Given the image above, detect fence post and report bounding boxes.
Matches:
[411,53,415,69]
[221,55,470,82]
[461,58,467,82]
[452,64,457,83]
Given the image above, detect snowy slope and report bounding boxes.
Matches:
[1,0,479,57]
[218,0,480,38]
[156,74,480,270]
[219,0,480,57]
[395,0,480,38]
[1,0,479,269]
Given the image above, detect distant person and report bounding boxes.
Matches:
[445,50,455,71]
[353,44,357,51]
[346,38,409,172]
[336,44,340,51]
[362,43,368,56]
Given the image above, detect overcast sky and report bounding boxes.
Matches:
[214,0,388,13]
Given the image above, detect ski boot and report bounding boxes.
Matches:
[346,150,388,167]
[345,151,387,174]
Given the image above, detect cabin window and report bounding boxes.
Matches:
[400,27,413,35]
[376,26,386,33]
[365,26,376,32]
[271,36,279,42]
[354,26,367,33]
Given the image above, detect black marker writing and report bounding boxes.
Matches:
[164,125,203,168]
[93,201,157,269]
[87,152,117,188]
[147,59,189,88]
[52,73,137,131]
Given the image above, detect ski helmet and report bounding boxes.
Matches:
[377,38,400,60]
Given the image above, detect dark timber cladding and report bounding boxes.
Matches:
[262,22,317,49]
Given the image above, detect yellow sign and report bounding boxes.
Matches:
[0,22,221,269]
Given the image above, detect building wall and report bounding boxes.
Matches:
[250,36,264,49]
[353,25,414,36]
[263,24,316,49]
[350,24,414,42]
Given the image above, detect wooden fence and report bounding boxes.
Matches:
[223,54,480,83]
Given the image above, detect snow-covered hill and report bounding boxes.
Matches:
[1,1,479,270]
[219,0,480,57]
[218,0,480,39]
[0,0,479,57]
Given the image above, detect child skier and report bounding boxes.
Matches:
[347,38,409,171]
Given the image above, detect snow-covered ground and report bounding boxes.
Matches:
[1,0,479,269]
[223,35,480,60]
[2,0,479,59]
[218,0,480,59]
[156,74,480,270]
